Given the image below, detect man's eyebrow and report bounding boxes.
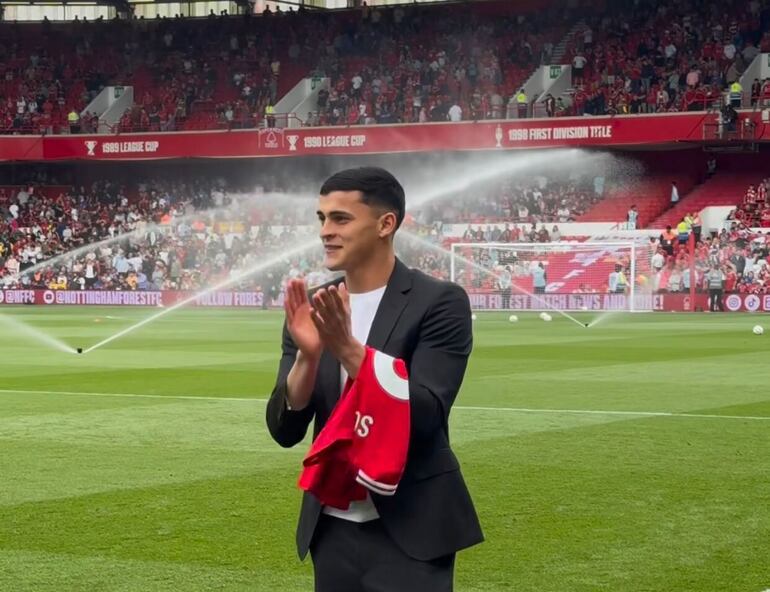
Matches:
[316,210,354,217]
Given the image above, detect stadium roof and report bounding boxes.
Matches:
[0,0,526,22]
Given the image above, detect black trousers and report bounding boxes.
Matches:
[501,288,511,309]
[310,515,455,592]
[709,289,724,312]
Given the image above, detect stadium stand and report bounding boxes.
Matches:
[728,177,770,226]
[0,13,308,134]
[2,0,770,296]
[557,0,765,116]
[650,172,752,228]
[7,0,767,133]
[304,2,568,126]
[578,175,698,228]
[2,162,769,295]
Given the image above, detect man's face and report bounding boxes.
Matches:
[317,190,393,272]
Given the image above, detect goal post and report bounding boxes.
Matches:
[449,241,655,313]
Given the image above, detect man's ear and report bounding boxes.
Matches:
[378,211,398,239]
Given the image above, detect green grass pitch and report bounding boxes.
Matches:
[1,307,769,591]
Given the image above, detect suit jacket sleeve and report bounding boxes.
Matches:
[265,320,315,448]
[408,283,472,442]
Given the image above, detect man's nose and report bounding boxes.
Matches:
[319,220,335,239]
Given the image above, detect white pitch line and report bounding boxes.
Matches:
[0,388,257,402]
[456,405,770,421]
[0,388,769,421]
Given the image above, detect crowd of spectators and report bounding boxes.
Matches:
[730,177,770,226]
[0,1,559,135]
[3,0,770,135]
[4,170,770,298]
[0,9,301,134]
[445,213,770,299]
[305,2,565,126]
[650,191,770,296]
[551,0,770,117]
[413,175,602,226]
[0,176,325,293]
[0,169,601,292]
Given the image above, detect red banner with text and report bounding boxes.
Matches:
[465,291,710,312]
[0,289,748,313]
[0,289,277,308]
[0,112,763,162]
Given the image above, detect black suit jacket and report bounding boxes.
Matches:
[266,258,484,561]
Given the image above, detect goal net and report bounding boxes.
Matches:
[450,241,656,312]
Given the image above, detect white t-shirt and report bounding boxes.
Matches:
[322,284,386,523]
[651,252,665,270]
[497,270,512,289]
[5,257,19,274]
[671,186,679,202]
[448,104,462,122]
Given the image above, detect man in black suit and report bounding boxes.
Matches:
[266,167,483,591]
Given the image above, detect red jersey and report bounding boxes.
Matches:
[299,347,410,509]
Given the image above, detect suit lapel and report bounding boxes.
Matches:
[366,258,412,351]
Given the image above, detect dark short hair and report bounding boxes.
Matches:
[320,166,405,228]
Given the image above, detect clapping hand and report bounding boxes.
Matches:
[284,278,322,360]
[310,283,365,379]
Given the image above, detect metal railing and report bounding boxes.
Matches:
[703,118,759,142]
[0,112,306,136]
